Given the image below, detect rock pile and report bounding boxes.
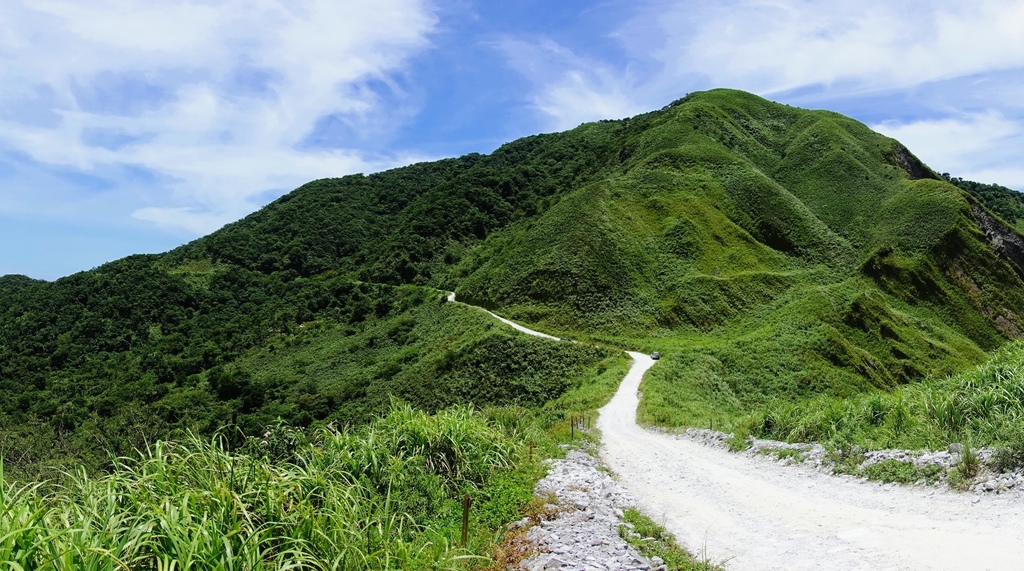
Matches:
[515,448,666,571]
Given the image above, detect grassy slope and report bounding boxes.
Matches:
[453,89,1024,427]
[750,340,1024,455]
[225,296,619,426]
[3,87,1024,463]
[4,88,1024,565]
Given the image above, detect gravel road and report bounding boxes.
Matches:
[449,291,560,340]
[466,299,1024,570]
[599,352,1024,571]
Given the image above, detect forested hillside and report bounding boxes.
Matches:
[3,88,1024,476]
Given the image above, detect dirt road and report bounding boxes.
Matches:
[598,352,1024,570]
[467,302,1024,569]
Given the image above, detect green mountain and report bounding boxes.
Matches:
[3,88,1024,474]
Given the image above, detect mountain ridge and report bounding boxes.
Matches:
[3,88,1024,474]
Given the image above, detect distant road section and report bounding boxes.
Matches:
[447,292,560,341]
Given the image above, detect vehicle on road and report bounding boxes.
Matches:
[650,351,660,360]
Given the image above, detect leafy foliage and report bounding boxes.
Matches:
[943,173,1024,232]
[0,403,537,570]
[0,272,612,480]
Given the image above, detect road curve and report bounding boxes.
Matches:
[458,299,1024,570]
[598,352,1024,571]
[448,291,560,340]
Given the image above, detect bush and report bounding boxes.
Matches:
[727,425,752,452]
[956,442,981,480]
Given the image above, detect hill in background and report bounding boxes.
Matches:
[4,89,1024,474]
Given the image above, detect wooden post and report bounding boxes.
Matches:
[571,415,575,440]
[461,495,472,547]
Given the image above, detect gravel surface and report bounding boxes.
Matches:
[471,300,1024,570]
[599,352,1024,571]
[514,449,665,571]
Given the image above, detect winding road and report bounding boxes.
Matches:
[459,294,1024,570]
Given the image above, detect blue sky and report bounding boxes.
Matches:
[3,0,1024,280]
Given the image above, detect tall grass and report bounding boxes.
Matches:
[751,341,1024,458]
[0,403,521,570]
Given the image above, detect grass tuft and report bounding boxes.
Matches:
[618,507,722,571]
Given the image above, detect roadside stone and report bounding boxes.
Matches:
[515,448,662,571]
[671,425,1024,495]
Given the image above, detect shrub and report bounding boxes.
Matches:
[727,425,752,452]
[956,442,980,480]
[993,439,1024,473]
[861,459,918,484]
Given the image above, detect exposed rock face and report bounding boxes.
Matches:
[972,203,1024,280]
[892,143,938,180]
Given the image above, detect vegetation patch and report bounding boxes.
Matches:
[0,404,537,569]
[618,507,722,571]
[759,447,805,463]
[727,426,752,452]
[750,341,1024,458]
[860,459,920,484]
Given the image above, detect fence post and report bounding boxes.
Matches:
[461,495,472,547]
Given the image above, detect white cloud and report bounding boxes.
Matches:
[873,113,1024,189]
[496,38,646,131]
[636,0,1024,96]
[504,0,1024,122]
[499,0,1024,191]
[873,113,1017,172]
[0,0,437,234]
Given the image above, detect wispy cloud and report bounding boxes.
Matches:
[640,0,1024,95]
[498,0,1024,190]
[0,0,438,234]
[874,113,1024,188]
[495,38,646,131]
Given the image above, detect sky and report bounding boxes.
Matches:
[2,0,1024,280]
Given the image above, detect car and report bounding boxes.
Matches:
[650,351,661,360]
[559,337,571,342]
